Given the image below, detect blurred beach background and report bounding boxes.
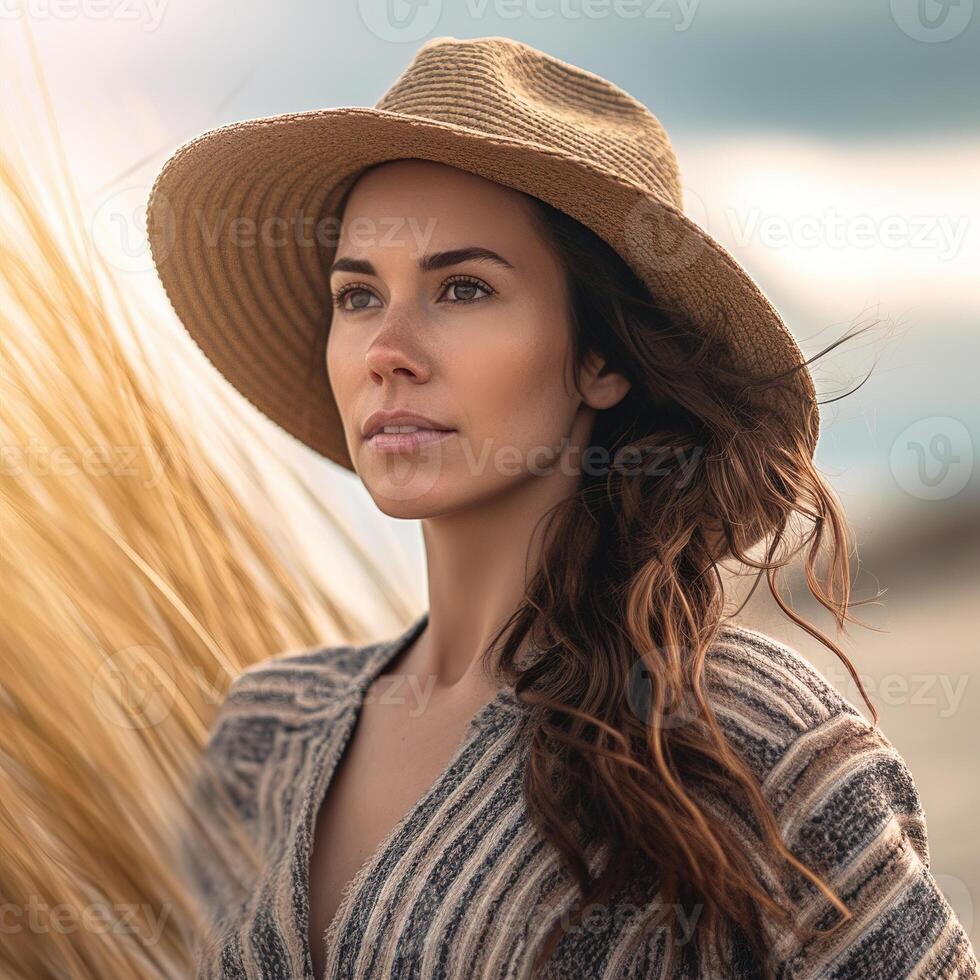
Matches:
[3,0,977,951]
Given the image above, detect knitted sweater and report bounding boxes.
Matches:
[185,611,978,979]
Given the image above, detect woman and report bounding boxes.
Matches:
[150,36,978,980]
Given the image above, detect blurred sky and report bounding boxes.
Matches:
[3,0,979,933]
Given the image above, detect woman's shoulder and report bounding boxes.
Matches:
[219,635,375,704]
[197,632,389,773]
[699,622,930,860]
[710,621,858,715]
[703,621,873,767]
[702,625,979,977]
[186,633,385,838]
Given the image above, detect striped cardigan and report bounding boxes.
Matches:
[184,611,978,978]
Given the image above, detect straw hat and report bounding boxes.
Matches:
[147,35,819,471]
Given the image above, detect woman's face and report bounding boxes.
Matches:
[325,159,628,517]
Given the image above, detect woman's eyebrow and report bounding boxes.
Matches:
[329,246,515,278]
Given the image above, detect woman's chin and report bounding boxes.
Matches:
[360,465,453,516]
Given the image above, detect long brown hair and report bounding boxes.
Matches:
[460,194,882,977]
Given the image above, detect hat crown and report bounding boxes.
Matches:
[374,36,683,211]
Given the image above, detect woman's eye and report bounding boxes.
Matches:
[441,278,494,303]
[332,276,494,312]
[332,286,380,311]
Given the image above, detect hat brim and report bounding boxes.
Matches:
[147,106,819,471]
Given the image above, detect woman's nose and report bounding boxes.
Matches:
[363,309,429,384]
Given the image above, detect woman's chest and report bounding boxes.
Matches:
[307,692,490,977]
[195,712,679,979]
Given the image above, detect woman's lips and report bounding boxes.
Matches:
[365,428,457,452]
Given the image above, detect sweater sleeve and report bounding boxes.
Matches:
[761,711,978,979]
[176,666,279,927]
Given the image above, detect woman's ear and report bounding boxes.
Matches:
[581,349,632,411]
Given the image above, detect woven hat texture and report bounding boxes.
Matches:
[147,34,819,470]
